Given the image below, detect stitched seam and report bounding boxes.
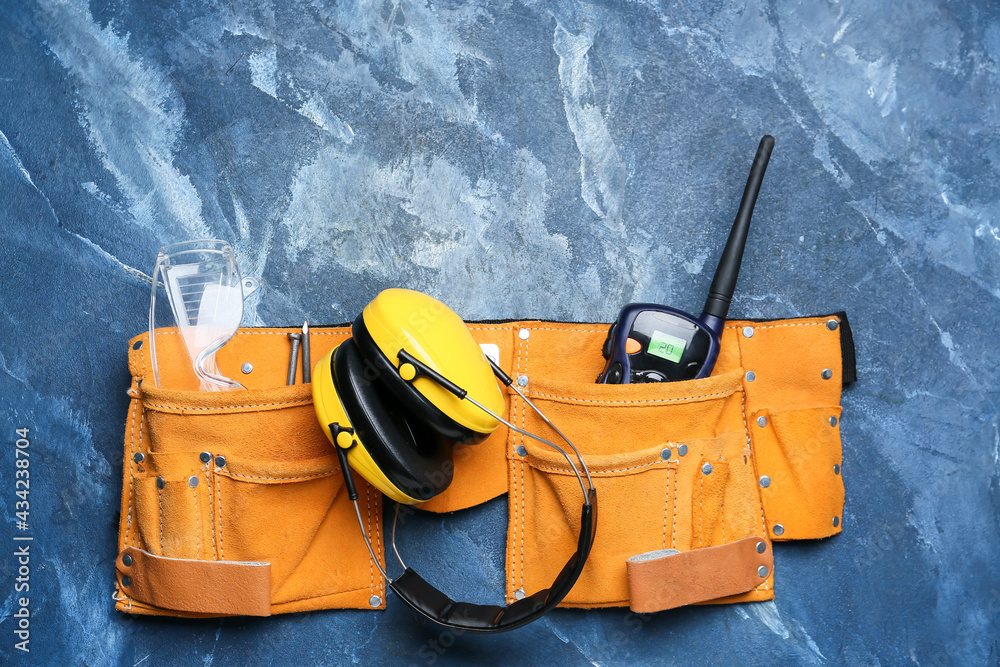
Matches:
[371,484,383,596]
[465,326,608,333]
[158,483,164,555]
[126,398,138,548]
[509,442,518,598]
[136,407,147,549]
[740,389,752,452]
[671,467,678,550]
[662,470,670,549]
[112,589,132,611]
[530,459,672,475]
[724,321,827,331]
[699,473,705,548]
[375,491,384,597]
[143,399,312,412]
[365,483,374,598]
[232,331,349,336]
[235,331,348,336]
[205,463,216,561]
[508,331,521,598]
[524,327,606,333]
[527,389,736,405]
[149,330,351,337]
[215,473,224,559]
[519,332,528,591]
[219,470,336,482]
[147,322,821,337]
[193,483,202,559]
[721,487,726,545]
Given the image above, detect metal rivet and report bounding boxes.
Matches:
[834,463,841,475]
[756,541,766,554]
[756,416,768,428]
[742,326,754,338]
[133,452,145,464]
[702,463,713,475]
[514,589,526,600]
[745,371,756,382]
[516,445,527,457]
[757,565,769,578]
[517,374,529,387]
[677,445,688,456]
[121,576,132,588]
[772,524,785,536]
[827,319,839,331]
[369,595,381,608]
[122,554,133,567]
[215,456,227,468]
[199,451,211,464]
[829,416,838,427]
[833,516,840,527]
[759,475,771,488]
[821,368,833,380]
[661,448,672,460]
[188,476,199,488]
[518,329,530,340]
[156,477,165,490]
[241,363,253,374]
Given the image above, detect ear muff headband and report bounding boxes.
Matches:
[389,488,596,633]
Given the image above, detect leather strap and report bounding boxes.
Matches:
[116,547,271,616]
[626,536,772,613]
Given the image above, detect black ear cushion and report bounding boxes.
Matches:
[352,313,486,445]
[332,338,454,501]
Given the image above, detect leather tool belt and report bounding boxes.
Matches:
[115,313,855,617]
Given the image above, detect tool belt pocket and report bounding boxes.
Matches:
[507,368,772,608]
[117,382,385,617]
[750,406,844,540]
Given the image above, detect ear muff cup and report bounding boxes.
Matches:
[352,313,486,445]
[332,338,454,501]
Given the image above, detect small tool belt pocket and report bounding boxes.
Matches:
[751,406,844,540]
[507,370,773,608]
[117,379,385,617]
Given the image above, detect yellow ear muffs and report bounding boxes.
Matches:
[312,340,454,504]
[353,289,504,443]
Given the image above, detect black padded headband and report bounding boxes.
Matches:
[389,488,597,633]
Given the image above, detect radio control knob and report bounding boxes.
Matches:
[607,362,624,384]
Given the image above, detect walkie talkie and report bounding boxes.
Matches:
[598,135,775,384]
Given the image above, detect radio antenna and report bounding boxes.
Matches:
[700,135,774,331]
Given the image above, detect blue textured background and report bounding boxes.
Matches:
[1,0,999,664]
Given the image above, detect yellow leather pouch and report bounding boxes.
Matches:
[116,331,386,617]
[478,315,851,611]
[115,313,853,616]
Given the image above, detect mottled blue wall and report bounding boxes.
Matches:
[1,0,998,664]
